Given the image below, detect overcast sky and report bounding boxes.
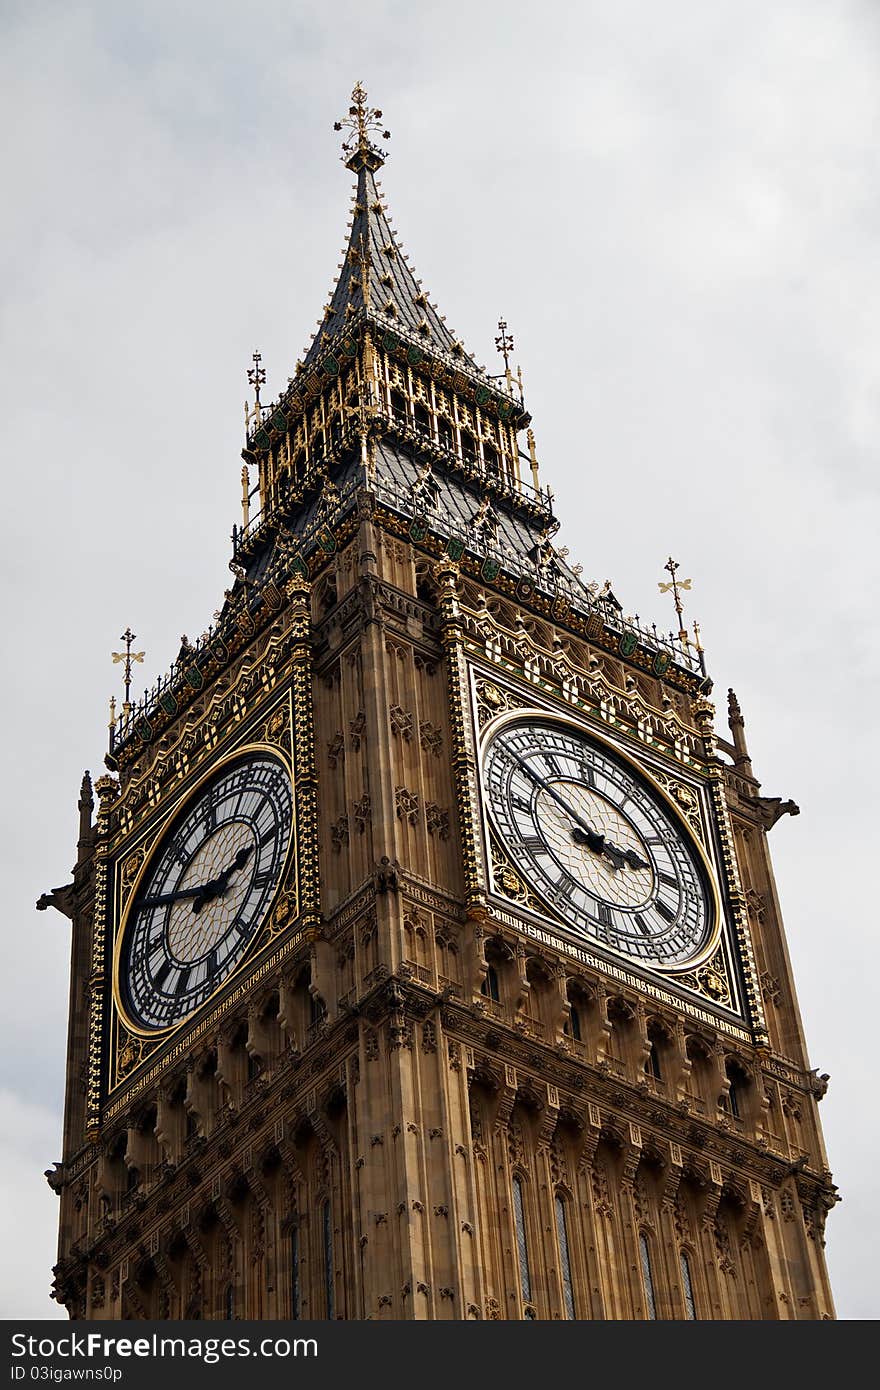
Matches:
[1,0,877,1320]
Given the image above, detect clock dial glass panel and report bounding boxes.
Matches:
[120,752,293,1031]
[482,718,713,967]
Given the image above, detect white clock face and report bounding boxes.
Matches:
[118,752,293,1032]
[482,717,714,967]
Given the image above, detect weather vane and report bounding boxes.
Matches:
[495,317,515,388]
[658,557,692,650]
[248,350,266,408]
[334,82,391,170]
[111,626,145,712]
[495,318,513,371]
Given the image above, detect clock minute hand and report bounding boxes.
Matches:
[506,747,599,843]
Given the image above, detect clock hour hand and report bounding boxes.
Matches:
[139,885,210,909]
[574,831,649,873]
[191,843,254,913]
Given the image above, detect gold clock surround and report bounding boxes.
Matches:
[111,741,297,1041]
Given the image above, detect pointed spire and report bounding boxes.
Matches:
[727,687,752,771]
[300,84,480,373]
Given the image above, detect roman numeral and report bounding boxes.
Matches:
[175,968,191,997]
[597,902,612,927]
[153,961,172,992]
[635,914,652,936]
[259,825,277,848]
[522,835,547,855]
[254,870,272,889]
[658,871,678,890]
[655,899,676,924]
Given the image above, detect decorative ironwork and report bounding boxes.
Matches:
[658,556,692,651]
[111,627,145,712]
[333,81,390,171]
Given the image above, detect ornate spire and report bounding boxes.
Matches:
[298,85,481,374]
[334,82,390,173]
[658,557,692,650]
[111,627,145,714]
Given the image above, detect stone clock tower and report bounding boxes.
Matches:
[43,86,837,1320]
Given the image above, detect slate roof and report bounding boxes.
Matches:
[300,162,482,375]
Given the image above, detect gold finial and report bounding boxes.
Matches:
[111,627,145,713]
[108,695,117,731]
[247,349,266,425]
[334,82,391,172]
[495,318,514,390]
[692,619,703,654]
[526,427,540,493]
[658,557,692,649]
[241,464,251,529]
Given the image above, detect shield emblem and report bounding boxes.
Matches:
[184,666,204,690]
[409,516,428,543]
[516,576,535,602]
[136,718,153,743]
[653,651,671,677]
[619,632,638,658]
[159,692,178,717]
[446,538,464,561]
[481,557,500,582]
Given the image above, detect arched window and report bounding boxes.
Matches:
[555,1194,575,1319]
[565,1004,582,1042]
[438,416,454,452]
[512,1176,532,1307]
[725,1060,748,1120]
[322,1200,334,1320]
[390,389,407,426]
[647,1040,662,1080]
[460,430,477,463]
[414,401,430,434]
[680,1250,696,1320]
[289,1226,300,1320]
[481,965,500,1003]
[483,443,498,473]
[639,1232,657,1320]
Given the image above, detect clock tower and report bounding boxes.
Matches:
[44,85,837,1320]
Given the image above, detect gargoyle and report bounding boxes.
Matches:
[36,883,76,918]
[749,796,800,831]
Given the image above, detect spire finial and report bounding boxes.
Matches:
[495,317,514,373]
[247,349,266,411]
[334,82,391,172]
[658,557,693,650]
[111,627,145,713]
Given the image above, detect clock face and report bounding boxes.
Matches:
[118,751,293,1032]
[482,716,715,967]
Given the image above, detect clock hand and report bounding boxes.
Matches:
[191,843,255,913]
[506,747,599,841]
[506,748,648,874]
[139,885,213,909]
[573,831,649,873]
